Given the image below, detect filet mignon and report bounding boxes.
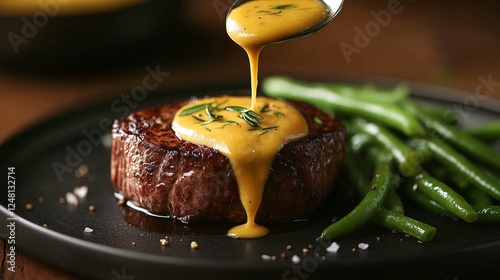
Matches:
[110,97,345,223]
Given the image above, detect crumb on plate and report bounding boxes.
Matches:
[358,243,369,250]
[84,227,93,233]
[326,242,340,253]
[160,239,169,246]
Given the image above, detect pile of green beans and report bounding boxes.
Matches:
[262,76,500,242]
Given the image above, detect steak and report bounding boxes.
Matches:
[110,96,345,223]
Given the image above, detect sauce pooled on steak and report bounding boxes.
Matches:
[172,96,308,238]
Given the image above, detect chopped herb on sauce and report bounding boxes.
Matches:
[180,100,280,133]
[270,4,296,10]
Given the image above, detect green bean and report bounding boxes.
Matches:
[401,181,455,218]
[413,171,478,222]
[351,118,421,177]
[347,132,372,153]
[462,187,494,207]
[343,144,370,194]
[318,148,393,240]
[445,171,469,190]
[402,100,500,170]
[371,208,436,242]
[420,105,461,126]
[406,138,433,164]
[345,145,420,239]
[418,138,500,201]
[464,120,500,143]
[345,143,405,214]
[262,76,425,136]
[405,185,500,223]
[473,206,500,222]
[326,83,409,104]
[383,188,405,214]
[377,158,405,214]
[424,161,469,189]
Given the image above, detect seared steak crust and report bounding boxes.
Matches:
[111,97,345,223]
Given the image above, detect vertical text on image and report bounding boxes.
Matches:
[6,166,17,273]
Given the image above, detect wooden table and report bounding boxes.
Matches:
[1,1,499,279]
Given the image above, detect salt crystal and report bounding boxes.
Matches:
[73,185,88,198]
[65,192,78,204]
[291,255,301,264]
[84,227,93,233]
[261,255,272,261]
[358,243,369,250]
[326,242,340,253]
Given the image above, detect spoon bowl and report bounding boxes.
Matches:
[227,0,344,44]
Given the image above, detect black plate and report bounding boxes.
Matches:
[1,77,500,280]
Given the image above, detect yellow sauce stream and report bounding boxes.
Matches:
[173,0,328,239]
[226,0,330,110]
[173,96,308,238]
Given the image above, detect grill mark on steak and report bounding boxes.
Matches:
[111,97,345,223]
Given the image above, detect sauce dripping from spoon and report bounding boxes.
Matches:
[226,0,332,111]
[223,0,331,238]
[172,0,341,239]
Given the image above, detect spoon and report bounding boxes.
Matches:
[227,0,344,45]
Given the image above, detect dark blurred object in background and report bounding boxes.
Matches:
[0,0,208,76]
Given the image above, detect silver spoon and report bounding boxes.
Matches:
[227,0,344,44]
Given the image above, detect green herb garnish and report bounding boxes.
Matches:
[270,4,296,10]
[260,104,284,117]
[250,126,279,136]
[225,106,264,128]
[257,4,296,15]
[179,100,280,133]
[179,102,213,116]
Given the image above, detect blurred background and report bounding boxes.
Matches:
[0,0,499,141]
